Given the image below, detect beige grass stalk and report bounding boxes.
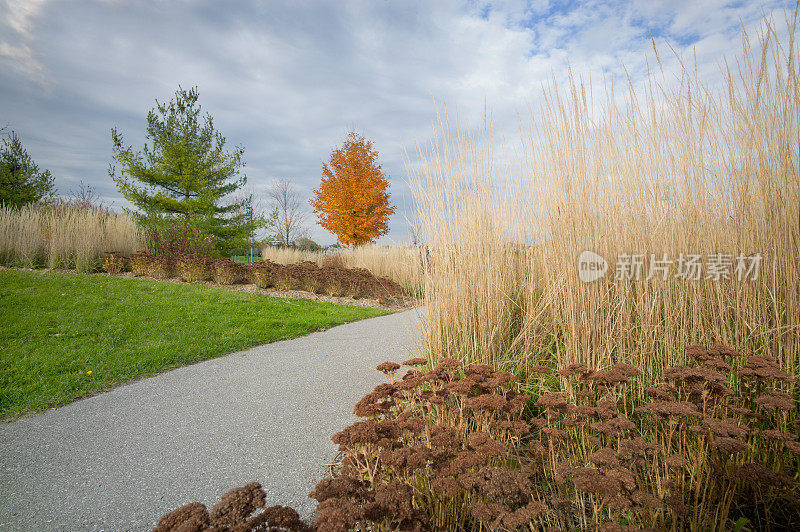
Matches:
[411,12,799,384]
[258,246,319,265]
[0,204,141,272]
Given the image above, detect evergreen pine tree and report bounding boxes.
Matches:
[109,86,255,254]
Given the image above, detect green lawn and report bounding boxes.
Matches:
[0,269,388,419]
[232,254,263,263]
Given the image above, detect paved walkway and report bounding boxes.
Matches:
[0,309,420,531]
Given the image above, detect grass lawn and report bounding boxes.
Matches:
[232,255,263,263]
[0,269,388,420]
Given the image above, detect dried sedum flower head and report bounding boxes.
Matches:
[703,418,748,438]
[613,363,642,378]
[376,361,401,375]
[760,429,798,443]
[710,437,747,454]
[754,392,795,412]
[154,502,210,532]
[638,400,699,418]
[703,358,732,373]
[446,377,477,395]
[631,490,664,509]
[309,476,366,503]
[402,357,427,366]
[467,431,509,457]
[332,419,401,449]
[536,393,567,410]
[492,419,531,436]
[707,344,742,359]
[588,447,620,467]
[645,385,677,401]
[470,501,509,525]
[466,394,507,412]
[431,475,462,498]
[606,467,637,492]
[436,357,462,370]
[786,440,800,456]
[468,466,532,501]
[246,505,310,531]
[739,355,792,381]
[314,498,361,532]
[664,454,688,469]
[542,426,569,440]
[209,482,267,529]
[502,500,548,529]
[686,344,708,360]
[619,437,662,458]
[736,462,796,488]
[467,364,494,377]
[559,363,590,378]
[589,368,632,387]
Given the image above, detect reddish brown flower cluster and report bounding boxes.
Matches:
[739,355,792,382]
[155,343,799,531]
[249,259,406,300]
[153,482,310,532]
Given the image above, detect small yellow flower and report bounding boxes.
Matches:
[87,370,92,375]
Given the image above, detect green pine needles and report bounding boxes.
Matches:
[108,86,256,255]
[0,129,55,208]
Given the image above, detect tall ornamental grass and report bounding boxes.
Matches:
[410,13,800,386]
[0,203,141,272]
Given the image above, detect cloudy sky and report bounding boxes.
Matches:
[0,0,793,245]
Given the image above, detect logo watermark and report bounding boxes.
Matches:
[577,250,608,283]
[577,251,762,283]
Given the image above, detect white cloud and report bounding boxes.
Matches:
[0,41,45,81]
[0,0,50,86]
[3,0,48,38]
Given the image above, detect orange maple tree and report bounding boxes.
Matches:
[310,131,396,246]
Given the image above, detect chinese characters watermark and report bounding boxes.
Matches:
[578,252,762,283]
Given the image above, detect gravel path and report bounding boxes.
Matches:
[0,308,420,531]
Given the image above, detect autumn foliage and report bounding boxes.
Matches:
[311,131,395,246]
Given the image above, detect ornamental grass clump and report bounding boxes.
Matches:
[101,251,127,274]
[273,264,307,291]
[409,9,800,392]
[177,253,213,283]
[0,203,141,272]
[213,258,248,285]
[250,260,278,288]
[129,251,174,278]
[128,252,150,276]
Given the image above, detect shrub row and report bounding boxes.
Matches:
[104,253,406,300]
[155,344,799,531]
[251,260,404,300]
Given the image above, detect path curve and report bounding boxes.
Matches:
[0,308,420,531]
